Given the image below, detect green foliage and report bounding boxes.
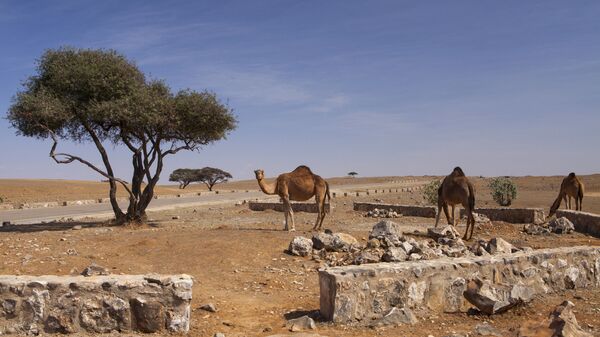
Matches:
[169,167,232,190]
[422,179,441,205]
[489,177,517,206]
[348,171,358,177]
[7,47,237,222]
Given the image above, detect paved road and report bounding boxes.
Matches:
[0,181,426,225]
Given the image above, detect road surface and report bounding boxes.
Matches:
[0,180,426,225]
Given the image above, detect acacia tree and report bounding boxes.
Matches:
[197,167,232,191]
[7,47,237,223]
[347,171,358,177]
[169,168,198,189]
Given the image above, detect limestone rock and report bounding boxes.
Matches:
[548,301,592,337]
[312,233,358,252]
[427,225,460,240]
[371,306,417,326]
[487,238,514,255]
[382,247,408,262]
[200,303,217,313]
[463,279,516,315]
[81,263,110,277]
[354,249,384,265]
[288,236,313,257]
[369,220,403,240]
[548,217,575,234]
[286,315,316,331]
[131,298,164,333]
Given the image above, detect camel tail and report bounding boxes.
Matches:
[468,183,475,212]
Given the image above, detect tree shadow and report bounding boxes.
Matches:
[0,220,159,233]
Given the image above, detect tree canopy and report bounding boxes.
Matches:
[348,171,358,177]
[169,167,232,190]
[7,47,237,222]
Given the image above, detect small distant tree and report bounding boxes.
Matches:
[169,168,198,189]
[7,47,237,223]
[489,177,517,206]
[348,171,358,178]
[422,180,442,205]
[196,167,232,191]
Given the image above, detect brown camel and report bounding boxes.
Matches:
[548,172,584,218]
[254,165,331,231]
[434,167,476,240]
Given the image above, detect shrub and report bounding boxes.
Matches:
[489,177,517,206]
[422,180,441,205]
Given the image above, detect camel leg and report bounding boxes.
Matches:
[313,196,322,230]
[289,204,296,231]
[282,198,290,231]
[318,196,327,230]
[450,205,456,226]
[435,200,448,227]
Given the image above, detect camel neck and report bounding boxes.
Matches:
[257,178,277,195]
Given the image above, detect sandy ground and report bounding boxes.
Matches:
[1,176,600,336]
[0,176,428,205]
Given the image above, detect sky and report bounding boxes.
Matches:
[1,0,599,181]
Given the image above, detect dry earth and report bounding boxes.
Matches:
[1,175,600,336]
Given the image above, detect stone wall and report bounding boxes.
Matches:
[557,210,600,238]
[248,202,330,213]
[353,202,437,218]
[0,274,192,334]
[459,207,546,224]
[319,246,600,325]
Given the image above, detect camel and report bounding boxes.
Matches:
[548,173,584,218]
[254,165,331,231]
[434,167,477,240]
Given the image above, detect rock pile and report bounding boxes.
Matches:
[287,220,527,267]
[365,208,401,218]
[524,216,575,235]
[518,300,593,337]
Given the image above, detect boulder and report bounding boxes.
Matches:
[487,238,514,255]
[369,220,403,240]
[331,233,359,252]
[427,225,460,240]
[81,263,110,277]
[382,247,408,262]
[523,223,551,235]
[463,279,520,315]
[288,237,313,257]
[548,217,575,234]
[286,315,316,332]
[354,249,384,265]
[548,301,592,337]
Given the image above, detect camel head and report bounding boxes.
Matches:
[254,169,265,180]
[451,166,465,177]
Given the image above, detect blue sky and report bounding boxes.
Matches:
[1,0,599,181]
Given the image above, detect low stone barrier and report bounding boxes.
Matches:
[19,202,61,209]
[353,202,437,218]
[62,200,97,207]
[319,246,600,325]
[98,197,129,203]
[459,207,545,224]
[0,204,14,210]
[0,274,192,334]
[557,210,600,237]
[154,194,178,200]
[249,202,330,213]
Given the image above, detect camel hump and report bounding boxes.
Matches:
[452,167,465,177]
[568,172,576,178]
[292,165,314,175]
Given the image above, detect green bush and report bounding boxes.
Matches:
[422,180,441,205]
[489,177,517,206]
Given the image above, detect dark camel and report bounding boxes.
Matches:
[548,172,584,218]
[434,167,476,240]
[254,165,330,231]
